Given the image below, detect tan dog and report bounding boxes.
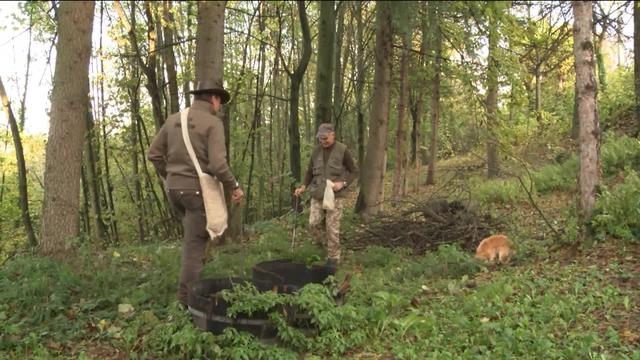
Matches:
[475,234,514,263]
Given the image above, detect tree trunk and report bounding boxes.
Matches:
[195,1,225,84]
[355,2,392,219]
[40,1,95,256]
[314,1,336,128]
[333,4,345,137]
[635,1,640,135]
[246,4,267,223]
[571,81,580,140]
[393,32,410,199]
[84,110,108,243]
[0,76,37,247]
[98,5,119,242]
[19,12,33,130]
[354,1,366,170]
[573,1,601,235]
[486,12,500,179]
[427,6,442,186]
[194,0,242,240]
[163,0,180,114]
[595,30,608,93]
[286,1,312,202]
[127,68,147,243]
[114,1,165,132]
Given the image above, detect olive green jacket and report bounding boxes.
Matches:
[147,100,238,191]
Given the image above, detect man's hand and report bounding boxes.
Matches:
[231,187,244,204]
[331,181,345,192]
[294,185,306,197]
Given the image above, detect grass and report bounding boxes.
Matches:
[1,224,638,359]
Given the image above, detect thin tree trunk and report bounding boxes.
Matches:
[99,3,119,242]
[534,68,542,122]
[354,1,366,170]
[18,12,33,130]
[183,1,194,108]
[573,1,601,236]
[595,30,608,93]
[114,1,165,132]
[355,2,392,219]
[163,0,180,114]
[80,165,91,238]
[635,1,640,135]
[285,1,312,210]
[333,4,345,137]
[0,76,37,247]
[411,2,428,193]
[84,110,108,242]
[393,32,410,199]
[315,1,336,128]
[486,12,500,179]
[128,67,147,243]
[40,1,95,256]
[427,7,442,186]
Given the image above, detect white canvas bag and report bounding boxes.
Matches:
[180,109,228,238]
[323,179,335,210]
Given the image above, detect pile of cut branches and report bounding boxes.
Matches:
[348,199,502,255]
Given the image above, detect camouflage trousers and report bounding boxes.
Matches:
[308,197,344,261]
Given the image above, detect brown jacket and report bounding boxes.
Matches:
[304,141,359,200]
[147,100,238,190]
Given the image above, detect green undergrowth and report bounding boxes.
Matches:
[470,134,640,206]
[1,222,638,359]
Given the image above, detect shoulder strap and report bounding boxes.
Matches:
[180,108,204,176]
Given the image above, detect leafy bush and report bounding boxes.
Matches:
[532,155,578,193]
[601,134,640,177]
[591,170,640,241]
[401,244,482,280]
[598,67,634,126]
[470,177,526,204]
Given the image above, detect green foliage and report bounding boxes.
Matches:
[592,170,640,242]
[404,245,483,279]
[598,67,634,126]
[532,155,578,193]
[601,135,640,177]
[470,176,526,204]
[1,233,637,359]
[221,281,286,318]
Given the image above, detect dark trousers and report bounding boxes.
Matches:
[168,189,209,306]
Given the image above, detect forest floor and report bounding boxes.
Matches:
[1,154,639,359]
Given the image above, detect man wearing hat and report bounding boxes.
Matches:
[148,80,244,307]
[294,123,359,271]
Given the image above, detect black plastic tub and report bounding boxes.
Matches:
[252,259,335,289]
[188,277,295,339]
[188,260,340,340]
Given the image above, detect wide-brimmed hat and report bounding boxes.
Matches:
[188,80,231,104]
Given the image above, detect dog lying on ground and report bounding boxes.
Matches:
[475,234,514,263]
